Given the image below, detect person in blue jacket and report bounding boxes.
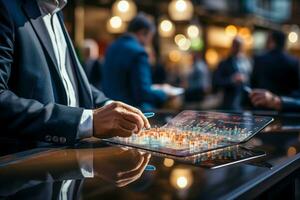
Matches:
[102,14,169,111]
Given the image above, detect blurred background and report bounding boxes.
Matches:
[62,0,300,111]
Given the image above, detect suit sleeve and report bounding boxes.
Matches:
[281,96,300,112]
[130,52,167,107]
[0,2,83,144]
[90,84,109,108]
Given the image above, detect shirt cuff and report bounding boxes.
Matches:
[104,100,114,106]
[77,109,93,140]
[76,150,94,178]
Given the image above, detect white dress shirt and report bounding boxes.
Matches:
[37,2,95,200]
[37,0,93,139]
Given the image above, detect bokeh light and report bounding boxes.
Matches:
[168,0,194,21]
[169,50,182,63]
[177,176,188,189]
[190,38,204,51]
[159,19,175,37]
[175,0,187,12]
[225,25,238,37]
[287,146,297,156]
[170,168,193,190]
[117,0,129,13]
[163,158,175,167]
[205,48,219,68]
[174,34,186,45]
[239,27,251,38]
[178,38,191,51]
[187,25,200,38]
[106,15,127,33]
[288,31,298,43]
[112,0,137,21]
[109,16,122,29]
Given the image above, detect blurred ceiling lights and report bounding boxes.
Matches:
[174,34,186,45]
[225,25,238,37]
[174,34,191,51]
[112,0,137,21]
[107,15,126,33]
[159,19,175,37]
[168,50,182,63]
[205,48,219,68]
[187,25,200,39]
[169,0,194,21]
[178,37,191,51]
[288,31,298,43]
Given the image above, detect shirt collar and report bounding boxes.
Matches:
[37,0,67,15]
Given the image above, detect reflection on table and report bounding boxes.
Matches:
[0,111,300,200]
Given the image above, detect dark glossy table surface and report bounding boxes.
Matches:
[0,111,300,200]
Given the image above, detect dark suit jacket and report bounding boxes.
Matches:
[0,0,108,144]
[213,56,245,110]
[102,34,167,111]
[83,59,103,90]
[0,150,85,200]
[251,49,300,96]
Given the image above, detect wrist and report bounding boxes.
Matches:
[273,96,282,111]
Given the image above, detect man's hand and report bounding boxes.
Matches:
[93,102,151,138]
[93,147,151,187]
[250,89,282,110]
[232,73,246,84]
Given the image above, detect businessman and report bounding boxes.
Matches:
[251,30,300,96]
[102,14,170,111]
[213,37,252,110]
[0,0,150,145]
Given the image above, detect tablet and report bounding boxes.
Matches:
[105,111,273,157]
[178,146,266,169]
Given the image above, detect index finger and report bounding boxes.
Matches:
[118,102,151,129]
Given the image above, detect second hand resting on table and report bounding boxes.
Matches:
[249,89,282,111]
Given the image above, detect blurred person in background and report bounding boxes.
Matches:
[251,30,300,97]
[185,51,211,102]
[102,14,175,111]
[214,37,252,110]
[149,51,167,84]
[82,39,103,89]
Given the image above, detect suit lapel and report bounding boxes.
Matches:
[57,13,93,108]
[21,0,68,105]
[21,0,93,108]
[22,0,59,72]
